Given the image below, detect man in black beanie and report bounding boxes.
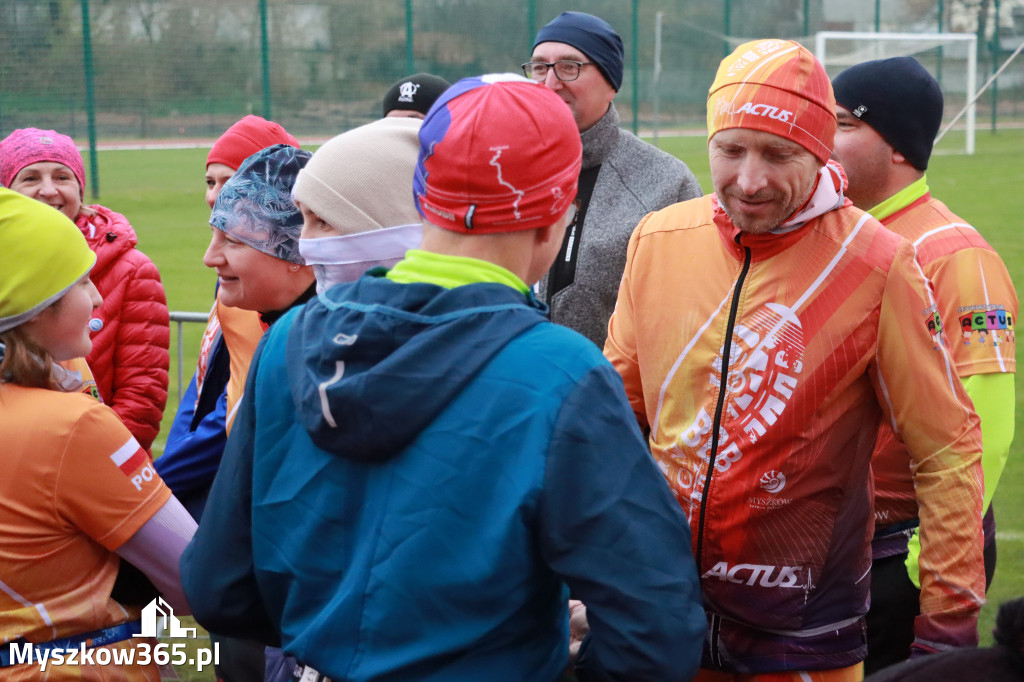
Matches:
[832,56,1018,675]
[522,11,702,348]
[382,72,450,119]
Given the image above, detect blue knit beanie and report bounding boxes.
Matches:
[832,57,943,171]
[533,12,624,91]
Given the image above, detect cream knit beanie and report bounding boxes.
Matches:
[292,117,422,236]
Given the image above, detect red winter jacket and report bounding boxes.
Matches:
[76,205,169,453]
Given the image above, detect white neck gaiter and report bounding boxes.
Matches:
[298,223,423,294]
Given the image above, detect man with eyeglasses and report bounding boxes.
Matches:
[524,11,701,348]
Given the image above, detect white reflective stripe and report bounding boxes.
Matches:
[911,222,974,248]
[0,577,56,639]
[760,614,862,638]
[318,361,346,429]
[653,290,731,440]
[976,256,1009,373]
[226,391,244,431]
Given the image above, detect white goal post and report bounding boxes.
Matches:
[814,31,978,155]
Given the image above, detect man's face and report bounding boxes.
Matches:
[529,41,616,131]
[831,106,897,211]
[709,128,821,235]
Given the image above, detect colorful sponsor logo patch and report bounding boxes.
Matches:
[959,308,1014,332]
[923,305,948,349]
[958,306,1015,346]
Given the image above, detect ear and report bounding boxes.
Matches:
[892,148,907,165]
[533,222,561,250]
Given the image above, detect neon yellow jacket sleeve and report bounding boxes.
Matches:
[906,371,1015,587]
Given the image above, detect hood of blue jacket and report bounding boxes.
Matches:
[285,270,548,462]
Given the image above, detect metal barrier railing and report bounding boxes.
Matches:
[169,311,209,399]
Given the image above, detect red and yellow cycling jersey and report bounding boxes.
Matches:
[606,194,984,672]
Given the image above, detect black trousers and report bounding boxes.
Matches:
[864,533,997,675]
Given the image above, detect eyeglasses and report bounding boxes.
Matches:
[521,60,594,82]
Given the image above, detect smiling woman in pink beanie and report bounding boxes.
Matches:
[0,127,170,455]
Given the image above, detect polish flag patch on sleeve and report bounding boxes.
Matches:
[109,438,148,476]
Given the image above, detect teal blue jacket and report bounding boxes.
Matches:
[182,271,705,681]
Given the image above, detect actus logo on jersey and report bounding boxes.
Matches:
[703,561,803,588]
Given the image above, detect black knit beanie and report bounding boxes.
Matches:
[832,57,943,171]
[382,73,451,118]
[534,11,624,91]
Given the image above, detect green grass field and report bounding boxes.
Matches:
[92,127,1023,677]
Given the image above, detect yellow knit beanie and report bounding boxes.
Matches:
[0,188,95,333]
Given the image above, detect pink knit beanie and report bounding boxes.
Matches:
[0,128,86,198]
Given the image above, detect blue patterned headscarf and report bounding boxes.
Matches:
[210,144,312,265]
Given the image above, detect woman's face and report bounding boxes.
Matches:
[202,227,312,312]
[9,162,83,221]
[205,162,235,209]
[23,275,102,361]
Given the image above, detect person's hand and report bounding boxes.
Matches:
[568,599,589,665]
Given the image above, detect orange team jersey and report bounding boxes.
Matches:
[0,384,171,681]
[872,193,1017,530]
[605,194,984,670]
[216,292,264,434]
[192,298,221,401]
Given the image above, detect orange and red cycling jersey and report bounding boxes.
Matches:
[605,193,984,673]
[872,191,1016,535]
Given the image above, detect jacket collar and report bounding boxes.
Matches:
[580,102,621,170]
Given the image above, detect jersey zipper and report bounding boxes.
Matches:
[695,238,752,571]
[708,612,723,668]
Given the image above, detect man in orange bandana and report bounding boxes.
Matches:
[603,39,986,681]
